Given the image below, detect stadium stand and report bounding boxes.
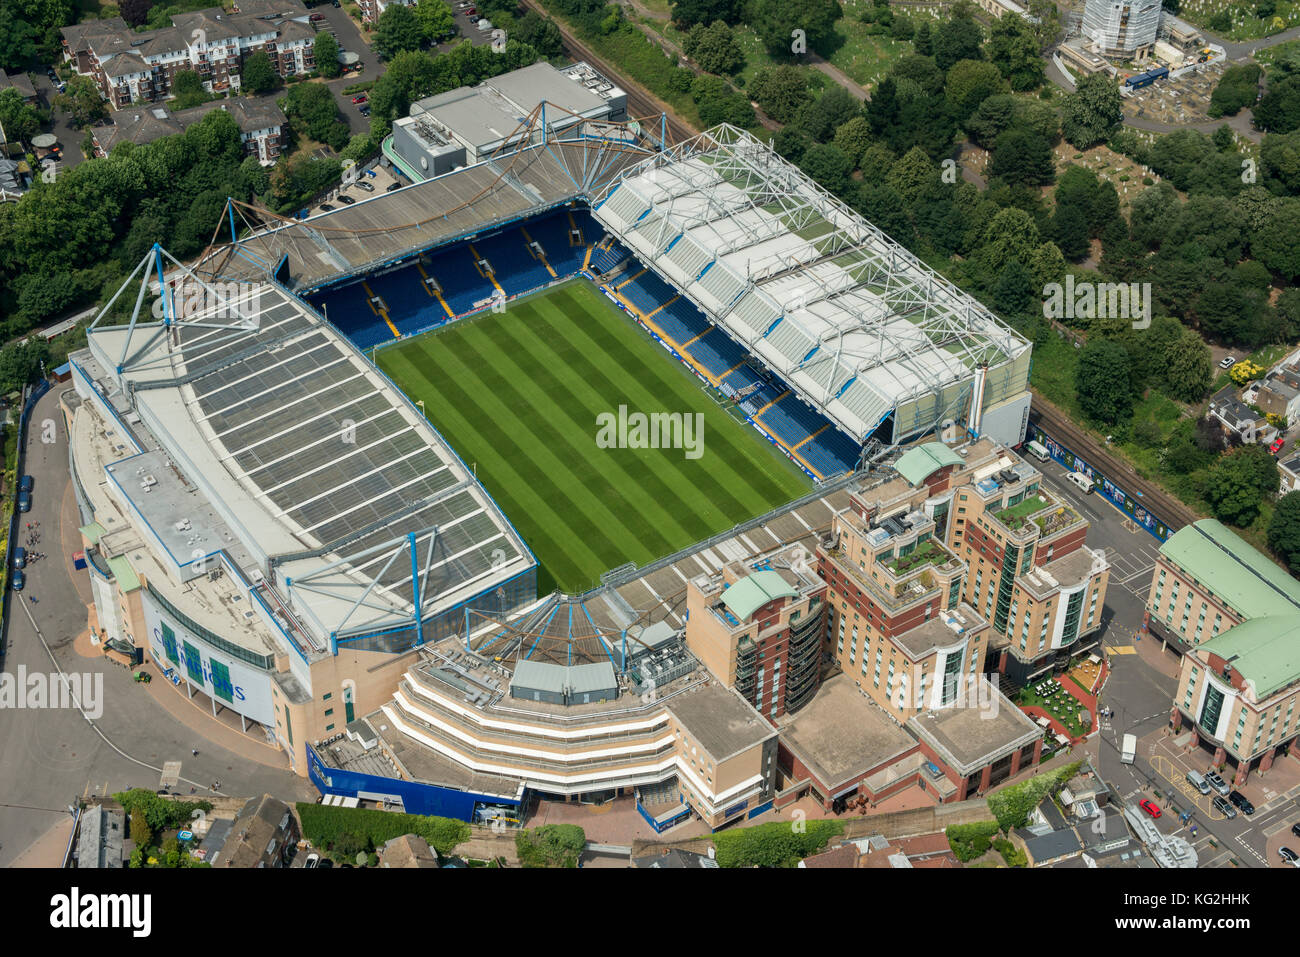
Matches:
[758,393,829,449]
[722,363,764,395]
[589,239,630,276]
[686,327,747,380]
[647,296,709,347]
[470,229,554,298]
[618,269,678,316]
[524,210,590,276]
[312,280,395,351]
[739,382,781,417]
[799,428,860,479]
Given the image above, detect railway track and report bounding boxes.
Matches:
[1029,390,1200,533]
[519,0,698,146]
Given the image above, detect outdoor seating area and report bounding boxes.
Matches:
[1067,655,1104,696]
[1018,676,1092,739]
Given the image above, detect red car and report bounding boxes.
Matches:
[310,12,325,20]
[1139,799,1162,819]
[351,94,367,104]
[1270,437,1285,454]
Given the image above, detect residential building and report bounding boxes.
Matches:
[1253,356,1300,426]
[378,833,439,868]
[60,3,315,109]
[75,802,126,868]
[683,560,827,719]
[1149,519,1300,785]
[1208,385,1275,445]
[633,848,719,868]
[0,69,38,102]
[358,0,415,24]
[92,96,288,163]
[208,794,298,867]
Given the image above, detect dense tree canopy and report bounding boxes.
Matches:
[1061,73,1123,149]
[1075,339,1135,424]
[683,20,744,75]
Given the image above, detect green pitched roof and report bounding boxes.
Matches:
[79,522,107,546]
[895,442,965,486]
[1159,520,1300,619]
[1198,616,1300,698]
[721,571,799,622]
[106,555,140,593]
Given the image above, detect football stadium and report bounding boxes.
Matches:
[65,72,1036,823]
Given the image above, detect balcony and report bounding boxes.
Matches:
[992,493,1081,540]
[884,540,956,576]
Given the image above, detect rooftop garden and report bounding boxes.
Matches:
[884,539,951,575]
[993,494,1051,531]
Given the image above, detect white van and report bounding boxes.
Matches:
[1067,471,1095,494]
[1185,769,1211,795]
[1026,440,1050,462]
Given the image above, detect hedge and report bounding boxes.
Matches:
[986,760,1084,832]
[946,820,1000,862]
[296,803,470,858]
[711,819,843,868]
[515,823,586,868]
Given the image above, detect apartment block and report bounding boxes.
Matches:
[684,561,827,719]
[60,3,315,109]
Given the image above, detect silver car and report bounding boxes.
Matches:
[1205,770,1230,796]
[1213,795,1237,820]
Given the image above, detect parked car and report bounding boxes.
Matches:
[1206,770,1230,796]
[1139,799,1161,819]
[11,569,24,592]
[1213,795,1237,819]
[304,853,320,868]
[358,106,370,117]
[19,475,32,493]
[1281,847,1299,865]
[1271,437,1286,454]
[319,203,334,211]
[317,857,334,868]
[356,180,374,192]
[17,491,30,513]
[351,94,367,104]
[310,11,325,19]
[469,13,479,21]
[338,194,355,205]
[1219,356,1237,369]
[1229,789,1255,815]
[13,547,25,569]
[386,182,403,192]
[1292,821,1300,839]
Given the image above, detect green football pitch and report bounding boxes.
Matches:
[376,280,812,594]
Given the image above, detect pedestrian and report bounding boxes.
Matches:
[192,748,198,756]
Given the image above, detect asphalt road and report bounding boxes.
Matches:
[0,386,313,868]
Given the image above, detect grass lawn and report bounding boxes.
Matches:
[1017,685,1091,738]
[377,281,811,594]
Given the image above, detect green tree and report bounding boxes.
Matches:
[1268,491,1300,573]
[376,3,426,60]
[315,31,341,79]
[990,126,1054,187]
[797,84,861,142]
[1205,445,1279,526]
[683,20,744,75]
[0,6,40,73]
[515,824,586,868]
[831,116,873,168]
[513,10,563,58]
[987,12,1044,90]
[932,9,983,72]
[691,73,753,126]
[752,0,841,57]
[749,65,810,124]
[670,0,741,28]
[285,81,346,145]
[1159,321,1213,402]
[1061,73,1123,149]
[1256,75,1300,134]
[240,51,278,95]
[1048,203,1089,260]
[886,144,937,204]
[0,87,40,143]
[1075,339,1134,424]
[1250,196,1300,281]
[945,58,1006,118]
[55,74,107,128]
[129,811,153,851]
[913,21,933,56]
[800,142,852,194]
[1260,130,1300,196]
[414,0,457,44]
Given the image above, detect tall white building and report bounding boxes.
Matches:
[1081,0,1162,58]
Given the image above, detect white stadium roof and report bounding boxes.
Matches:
[590,124,1031,443]
[83,258,534,649]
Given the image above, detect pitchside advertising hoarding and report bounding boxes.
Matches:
[141,592,276,726]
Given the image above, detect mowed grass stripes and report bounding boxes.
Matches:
[377,281,811,594]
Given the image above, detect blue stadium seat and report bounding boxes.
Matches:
[758,394,829,449]
[307,281,394,351]
[471,229,553,297]
[799,427,860,479]
[722,363,764,394]
[686,327,747,378]
[525,211,589,275]
[650,297,710,347]
[619,268,677,316]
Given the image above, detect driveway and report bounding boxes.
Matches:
[0,386,313,868]
[28,72,87,169]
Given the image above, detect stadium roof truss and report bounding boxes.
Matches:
[84,245,534,654]
[590,124,1031,444]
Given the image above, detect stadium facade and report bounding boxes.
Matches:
[65,79,1045,825]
